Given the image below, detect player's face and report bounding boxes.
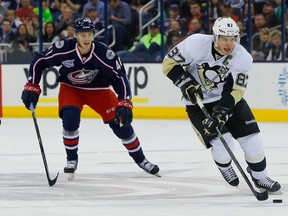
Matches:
[76,31,94,51]
[216,36,236,55]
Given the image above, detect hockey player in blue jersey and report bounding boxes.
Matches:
[21,17,159,180]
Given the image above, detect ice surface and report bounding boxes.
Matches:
[0,118,287,215]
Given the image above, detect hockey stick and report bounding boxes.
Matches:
[30,103,59,186]
[195,97,268,201]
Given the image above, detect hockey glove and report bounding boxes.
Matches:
[174,73,203,104]
[115,99,133,126]
[21,83,42,110]
[202,105,230,136]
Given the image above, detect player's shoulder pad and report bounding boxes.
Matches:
[93,41,117,60]
[232,45,253,71]
[49,39,76,52]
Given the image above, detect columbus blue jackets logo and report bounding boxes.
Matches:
[196,62,229,91]
[68,69,99,84]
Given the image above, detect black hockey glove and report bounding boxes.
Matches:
[202,105,230,136]
[115,100,133,126]
[21,83,42,110]
[174,73,203,104]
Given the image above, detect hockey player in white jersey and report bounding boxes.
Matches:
[162,17,281,192]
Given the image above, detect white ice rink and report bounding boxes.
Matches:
[0,118,287,215]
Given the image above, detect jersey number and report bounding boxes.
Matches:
[116,58,122,70]
[167,47,185,63]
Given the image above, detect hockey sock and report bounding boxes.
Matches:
[238,133,267,179]
[63,129,79,161]
[109,122,145,163]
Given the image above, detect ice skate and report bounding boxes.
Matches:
[138,159,160,177]
[218,165,239,186]
[64,160,78,181]
[247,167,281,192]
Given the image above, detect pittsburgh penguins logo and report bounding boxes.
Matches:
[197,62,229,91]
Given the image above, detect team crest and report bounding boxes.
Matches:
[106,50,115,60]
[68,69,99,84]
[197,62,229,91]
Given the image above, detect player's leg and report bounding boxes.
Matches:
[86,90,159,175]
[228,98,281,192]
[186,104,239,186]
[58,84,83,179]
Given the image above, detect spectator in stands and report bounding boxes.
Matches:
[60,23,74,39]
[15,23,37,43]
[262,0,280,28]
[53,2,68,23]
[210,0,223,20]
[237,20,249,51]
[252,27,271,61]
[163,31,186,56]
[131,0,156,27]
[167,20,186,45]
[7,35,34,64]
[26,12,40,42]
[54,0,84,19]
[16,0,34,26]
[117,21,166,62]
[274,0,282,21]
[243,2,255,32]
[82,0,104,20]
[186,17,204,35]
[0,19,16,43]
[266,29,288,61]
[108,0,132,51]
[163,4,186,36]
[43,22,60,43]
[229,0,245,20]
[222,3,239,22]
[180,0,194,20]
[5,9,22,33]
[85,6,104,42]
[55,6,74,36]
[186,0,205,24]
[253,0,265,14]
[251,13,267,35]
[33,0,54,23]
[0,0,7,25]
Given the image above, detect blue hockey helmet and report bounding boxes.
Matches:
[74,17,95,33]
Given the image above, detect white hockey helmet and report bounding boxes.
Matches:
[212,17,240,44]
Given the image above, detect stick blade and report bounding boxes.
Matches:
[48,172,59,187]
[256,190,269,201]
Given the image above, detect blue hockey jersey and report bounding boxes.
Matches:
[28,39,131,100]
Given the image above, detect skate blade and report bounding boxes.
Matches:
[153,173,161,178]
[66,173,75,181]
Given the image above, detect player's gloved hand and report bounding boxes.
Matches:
[115,99,133,126]
[174,73,203,104]
[21,83,42,110]
[202,106,230,136]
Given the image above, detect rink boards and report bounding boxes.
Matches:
[0,63,287,122]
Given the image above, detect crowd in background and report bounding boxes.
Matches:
[0,0,287,63]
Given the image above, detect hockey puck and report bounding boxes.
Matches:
[273,199,282,203]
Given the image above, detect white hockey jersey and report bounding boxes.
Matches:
[163,34,253,107]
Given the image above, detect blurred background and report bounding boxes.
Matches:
[0,0,287,64]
